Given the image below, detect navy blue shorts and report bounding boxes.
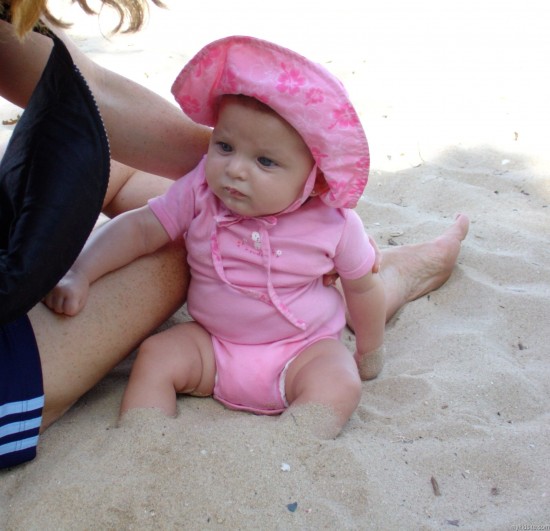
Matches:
[0,315,43,469]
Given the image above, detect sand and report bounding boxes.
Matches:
[1,0,549,528]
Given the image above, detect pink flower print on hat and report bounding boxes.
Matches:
[330,103,362,129]
[305,88,324,105]
[276,64,306,95]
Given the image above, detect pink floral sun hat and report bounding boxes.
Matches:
[172,35,369,209]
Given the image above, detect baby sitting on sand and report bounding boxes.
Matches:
[45,35,387,436]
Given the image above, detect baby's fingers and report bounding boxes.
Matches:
[43,289,66,314]
[368,235,381,273]
[354,346,385,381]
[60,294,85,316]
[43,289,68,314]
[43,287,84,316]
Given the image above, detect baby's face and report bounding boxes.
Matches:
[205,97,314,218]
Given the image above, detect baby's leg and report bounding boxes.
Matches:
[119,321,216,418]
[284,339,362,437]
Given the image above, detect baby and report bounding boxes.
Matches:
[45,36,385,436]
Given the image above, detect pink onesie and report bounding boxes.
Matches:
[149,159,375,414]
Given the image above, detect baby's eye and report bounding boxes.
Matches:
[217,142,232,153]
[258,156,276,167]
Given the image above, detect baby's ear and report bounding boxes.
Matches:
[311,169,330,197]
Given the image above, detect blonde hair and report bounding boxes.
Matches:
[1,0,164,38]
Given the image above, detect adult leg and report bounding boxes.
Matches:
[380,213,469,322]
[29,241,188,429]
[29,161,188,429]
[120,321,216,417]
[284,339,363,438]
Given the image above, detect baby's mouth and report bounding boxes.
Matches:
[225,187,246,198]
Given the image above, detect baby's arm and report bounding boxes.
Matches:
[340,271,386,380]
[44,206,170,316]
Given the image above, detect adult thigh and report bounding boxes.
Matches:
[29,242,188,429]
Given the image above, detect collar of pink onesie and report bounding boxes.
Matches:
[172,35,370,209]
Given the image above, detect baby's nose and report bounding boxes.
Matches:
[226,156,248,180]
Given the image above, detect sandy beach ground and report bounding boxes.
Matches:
[1,0,549,528]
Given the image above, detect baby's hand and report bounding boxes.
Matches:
[354,347,385,381]
[368,235,381,274]
[43,269,90,316]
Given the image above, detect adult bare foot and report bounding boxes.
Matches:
[381,213,469,321]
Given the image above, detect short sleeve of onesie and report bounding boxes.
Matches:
[148,159,207,239]
[334,209,376,280]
